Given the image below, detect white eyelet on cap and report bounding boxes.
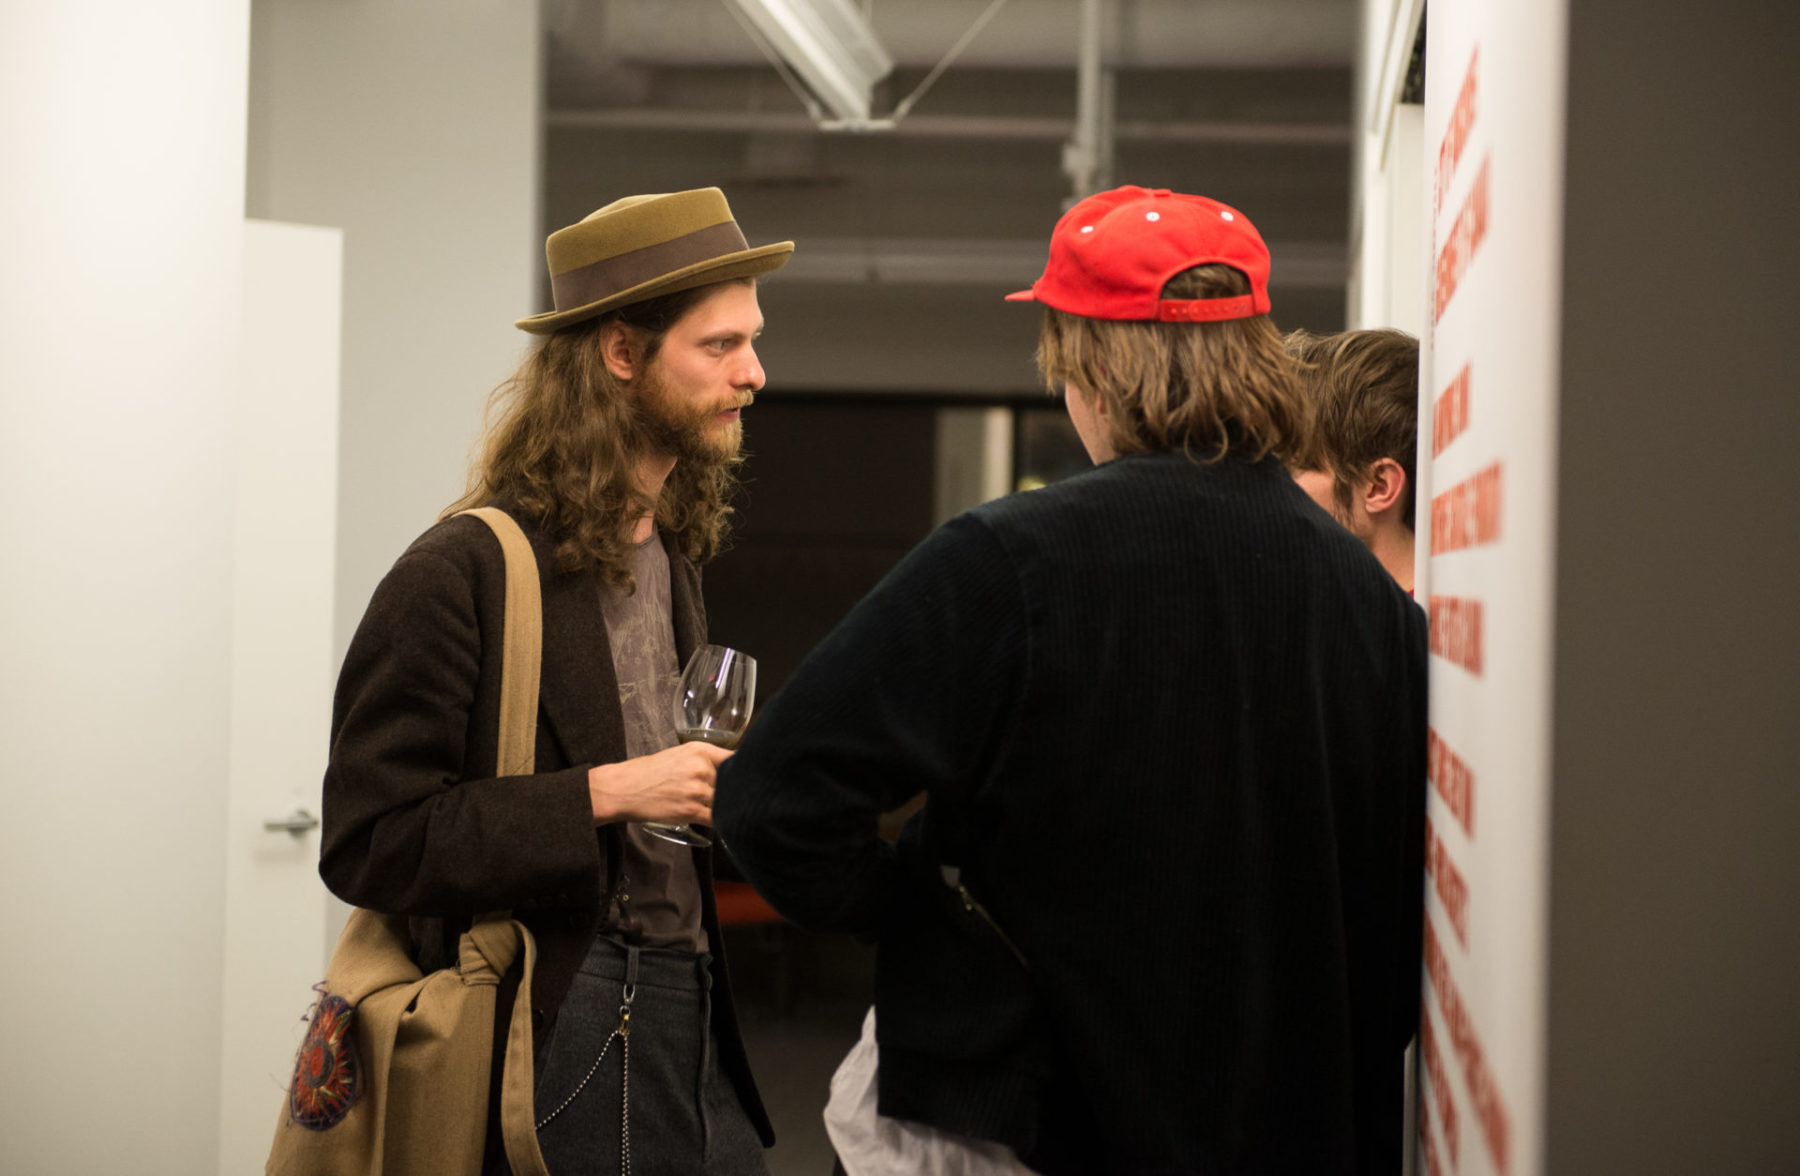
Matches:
[1146,211,1161,222]
[1221,211,1235,221]
[1080,225,1094,233]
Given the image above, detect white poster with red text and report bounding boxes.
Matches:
[1413,3,1568,1175]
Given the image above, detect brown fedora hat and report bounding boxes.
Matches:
[515,187,794,334]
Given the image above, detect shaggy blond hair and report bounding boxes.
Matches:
[1284,327,1419,530]
[1035,264,1306,461]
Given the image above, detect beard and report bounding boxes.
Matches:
[633,365,749,469]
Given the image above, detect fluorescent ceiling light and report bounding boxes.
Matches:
[721,0,895,124]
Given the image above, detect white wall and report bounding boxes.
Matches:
[1350,0,1426,333]
[247,0,542,659]
[1414,6,1569,1172]
[0,3,250,1170]
[1354,2,1800,1172]
[218,220,344,1175]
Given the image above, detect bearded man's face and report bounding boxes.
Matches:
[633,282,764,466]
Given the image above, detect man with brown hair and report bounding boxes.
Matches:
[320,189,787,1175]
[716,187,1428,1175]
[1285,328,1421,592]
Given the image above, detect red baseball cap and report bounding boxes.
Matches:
[1006,185,1272,322]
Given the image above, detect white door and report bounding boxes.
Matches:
[218,219,344,1174]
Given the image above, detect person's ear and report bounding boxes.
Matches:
[1363,457,1408,517]
[599,322,641,382]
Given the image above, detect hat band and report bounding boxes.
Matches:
[550,220,750,313]
[1156,295,1263,323]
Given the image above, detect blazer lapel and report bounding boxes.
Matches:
[535,541,626,771]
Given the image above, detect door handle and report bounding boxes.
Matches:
[263,808,321,835]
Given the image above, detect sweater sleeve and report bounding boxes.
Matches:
[319,540,601,918]
[713,513,1026,936]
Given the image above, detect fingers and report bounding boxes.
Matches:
[661,783,713,826]
[661,749,719,825]
[588,745,729,825]
[672,741,733,766]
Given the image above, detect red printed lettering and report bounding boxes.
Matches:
[1421,1112,1446,1176]
[1428,595,1484,675]
[1425,816,1471,945]
[1431,462,1504,554]
[1435,157,1490,322]
[1420,1007,1461,1168]
[1436,48,1480,214]
[1427,727,1477,839]
[1424,918,1514,1173]
[1433,364,1471,457]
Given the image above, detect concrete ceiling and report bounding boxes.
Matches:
[535,0,1360,391]
[546,0,1360,73]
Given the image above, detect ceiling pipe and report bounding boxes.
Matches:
[717,0,895,123]
[1062,0,1112,201]
[545,107,1350,147]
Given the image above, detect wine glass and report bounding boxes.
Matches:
[642,644,757,848]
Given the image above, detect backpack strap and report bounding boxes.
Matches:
[498,924,552,1176]
[457,507,543,777]
[455,507,553,1176]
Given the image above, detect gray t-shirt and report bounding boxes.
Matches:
[597,531,707,953]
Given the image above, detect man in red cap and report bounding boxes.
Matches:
[717,186,1427,1174]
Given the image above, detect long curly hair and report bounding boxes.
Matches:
[443,283,744,592]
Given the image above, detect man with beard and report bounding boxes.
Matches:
[319,189,789,1176]
[1284,328,1420,592]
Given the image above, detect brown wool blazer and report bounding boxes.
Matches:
[318,509,771,1147]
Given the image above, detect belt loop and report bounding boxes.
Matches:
[623,943,641,1004]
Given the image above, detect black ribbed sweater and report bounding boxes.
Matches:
[716,450,1427,1175]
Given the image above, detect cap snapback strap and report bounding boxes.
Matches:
[1156,295,1261,323]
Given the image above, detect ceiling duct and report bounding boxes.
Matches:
[719,0,896,123]
[574,0,1359,71]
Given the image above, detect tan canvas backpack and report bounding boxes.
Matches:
[266,507,552,1176]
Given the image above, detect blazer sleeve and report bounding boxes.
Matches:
[319,530,602,918]
[713,513,1027,936]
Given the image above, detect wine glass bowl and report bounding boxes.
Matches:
[642,644,756,847]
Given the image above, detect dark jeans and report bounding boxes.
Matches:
[533,936,767,1176]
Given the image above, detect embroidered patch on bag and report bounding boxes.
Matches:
[288,990,359,1129]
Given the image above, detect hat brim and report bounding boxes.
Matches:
[1004,287,1038,302]
[514,241,796,334]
